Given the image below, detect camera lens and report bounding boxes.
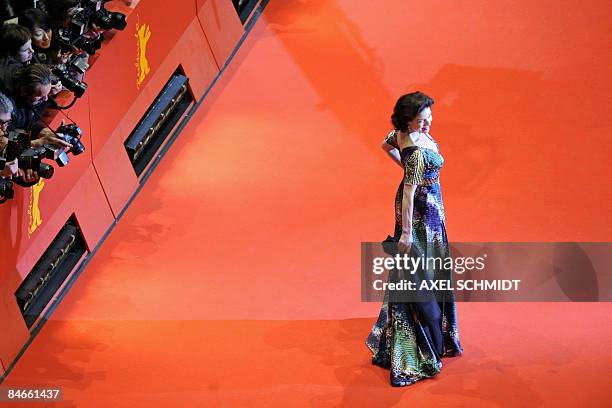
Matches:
[71,140,85,155]
[110,12,127,30]
[38,163,54,179]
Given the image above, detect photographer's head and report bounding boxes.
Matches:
[19,8,53,50]
[14,64,53,106]
[0,92,14,183]
[0,24,34,63]
[0,92,14,137]
[44,0,82,29]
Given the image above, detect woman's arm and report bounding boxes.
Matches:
[382,141,403,168]
[399,181,417,252]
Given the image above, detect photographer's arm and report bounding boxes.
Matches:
[30,128,72,150]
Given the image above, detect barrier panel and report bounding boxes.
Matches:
[0,0,243,377]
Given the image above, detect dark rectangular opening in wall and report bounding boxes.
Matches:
[124,66,194,177]
[15,215,87,328]
[232,0,259,24]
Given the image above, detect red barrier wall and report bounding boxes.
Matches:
[0,0,245,375]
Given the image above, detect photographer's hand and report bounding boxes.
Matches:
[88,23,105,36]
[1,162,14,178]
[1,159,19,178]
[59,46,78,64]
[23,168,38,183]
[32,128,73,152]
[59,53,70,64]
[50,81,63,96]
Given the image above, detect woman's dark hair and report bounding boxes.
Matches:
[19,8,50,33]
[0,24,31,57]
[391,91,434,132]
[15,63,53,95]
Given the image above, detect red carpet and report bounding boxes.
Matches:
[3,0,611,406]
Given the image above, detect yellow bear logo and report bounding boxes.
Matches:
[28,178,44,237]
[135,19,152,88]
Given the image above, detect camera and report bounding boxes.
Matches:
[0,130,52,187]
[84,0,127,31]
[74,34,103,55]
[57,10,89,46]
[52,65,88,97]
[0,153,16,201]
[57,0,127,55]
[41,144,70,167]
[67,53,90,75]
[4,129,28,161]
[17,147,55,179]
[56,123,85,156]
[0,178,14,200]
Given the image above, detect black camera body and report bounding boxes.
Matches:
[56,123,85,156]
[57,0,127,55]
[83,0,127,31]
[4,129,29,162]
[74,34,103,55]
[52,64,88,97]
[0,121,86,202]
[0,148,15,201]
[17,147,55,179]
[0,177,14,200]
[57,12,88,47]
[41,144,70,167]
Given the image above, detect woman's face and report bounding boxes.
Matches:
[17,39,34,63]
[408,107,433,133]
[32,27,52,49]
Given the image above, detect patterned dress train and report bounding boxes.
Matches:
[366,130,463,387]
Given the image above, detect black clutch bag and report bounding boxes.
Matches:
[381,234,424,258]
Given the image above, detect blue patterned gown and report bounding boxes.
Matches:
[366,130,463,387]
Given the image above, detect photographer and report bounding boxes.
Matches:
[0,22,64,95]
[0,91,17,178]
[0,24,34,89]
[0,90,17,200]
[42,0,88,66]
[2,63,72,151]
[18,8,56,65]
[43,0,81,30]
[0,90,37,185]
[46,0,126,59]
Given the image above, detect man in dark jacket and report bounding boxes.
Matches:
[1,64,71,184]
[2,63,71,148]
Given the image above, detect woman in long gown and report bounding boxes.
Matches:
[366,91,463,387]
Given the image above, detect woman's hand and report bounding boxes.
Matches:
[382,142,403,168]
[398,231,412,253]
